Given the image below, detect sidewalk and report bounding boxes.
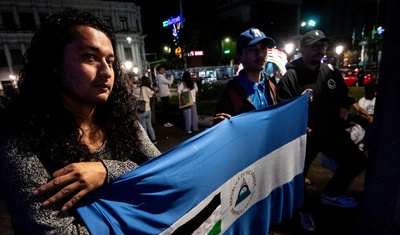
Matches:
[0,116,365,235]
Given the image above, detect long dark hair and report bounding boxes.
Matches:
[182,71,194,89]
[0,8,147,172]
[140,76,151,88]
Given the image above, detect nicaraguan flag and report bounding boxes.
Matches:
[76,93,309,235]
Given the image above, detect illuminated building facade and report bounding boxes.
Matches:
[0,0,147,96]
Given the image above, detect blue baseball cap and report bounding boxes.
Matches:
[236,28,275,54]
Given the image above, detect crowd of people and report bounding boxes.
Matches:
[0,7,376,234]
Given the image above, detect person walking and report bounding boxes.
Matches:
[0,9,160,234]
[155,65,174,127]
[276,29,368,230]
[134,76,158,144]
[178,71,199,134]
[214,27,277,124]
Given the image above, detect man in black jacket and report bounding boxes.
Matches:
[214,28,277,123]
[277,29,368,231]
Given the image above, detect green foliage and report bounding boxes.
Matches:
[349,86,365,113]
[197,81,226,100]
[196,82,226,115]
[349,86,365,101]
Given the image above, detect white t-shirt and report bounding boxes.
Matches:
[358,97,376,115]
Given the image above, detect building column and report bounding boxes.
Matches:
[32,7,41,29]
[3,44,13,74]
[20,43,26,56]
[12,6,21,30]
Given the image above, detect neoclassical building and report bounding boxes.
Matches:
[0,0,147,96]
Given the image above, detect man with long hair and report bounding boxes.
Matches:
[0,9,160,234]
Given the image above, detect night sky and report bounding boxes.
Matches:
[129,0,387,58]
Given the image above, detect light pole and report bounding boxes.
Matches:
[335,45,344,69]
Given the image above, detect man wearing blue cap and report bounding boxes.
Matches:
[214,28,277,123]
[277,29,368,231]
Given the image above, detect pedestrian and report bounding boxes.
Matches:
[178,71,199,134]
[214,27,277,124]
[0,8,160,234]
[276,29,368,231]
[133,76,158,144]
[357,67,366,86]
[155,65,174,127]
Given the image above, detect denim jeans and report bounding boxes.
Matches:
[182,103,198,133]
[139,110,156,141]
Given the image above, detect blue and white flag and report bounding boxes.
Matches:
[77,93,309,235]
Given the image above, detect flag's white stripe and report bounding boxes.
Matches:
[160,134,306,234]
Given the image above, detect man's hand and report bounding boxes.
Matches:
[33,162,107,212]
[213,113,232,125]
[302,88,313,102]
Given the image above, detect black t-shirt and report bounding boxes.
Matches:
[277,58,349,133]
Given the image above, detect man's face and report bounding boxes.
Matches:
[59,25,115,105]
[158,68,165,74]
[301,41,328,65]
[238,42,268,72]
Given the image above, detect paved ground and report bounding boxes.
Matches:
[0,116,366,235]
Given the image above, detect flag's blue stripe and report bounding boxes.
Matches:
[76,93,309,234]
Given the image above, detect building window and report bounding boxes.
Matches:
[103,17,112,28]
[0,50,7,67]
[19,13,36,31]
[1,12,17,31]
[10,50,24,66]
[39,13,49,25]
[120,17,128,31]
[124,47,132,60]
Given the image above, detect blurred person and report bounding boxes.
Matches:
[214,28,277,124]
[178,71,199,134]
[133,76,158,144]
[277,29,367,231]
[357,67,366,86]
[155,65,174,127]
[0,9,160,234]
[348,82,377,151]
[272,70,282,84]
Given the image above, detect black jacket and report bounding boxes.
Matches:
[277,58,350,132]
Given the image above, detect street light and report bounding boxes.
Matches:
[123,60,133,70]
[133,66,139,74]
[126,37,132,44]
[285,43,294,55]
[335,45,344,69]
[300,19,317,34]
